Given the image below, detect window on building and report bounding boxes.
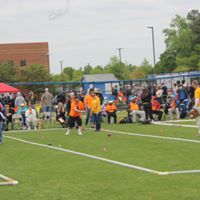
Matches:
[20,60,27,67]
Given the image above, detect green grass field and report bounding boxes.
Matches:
[1,122,200,200]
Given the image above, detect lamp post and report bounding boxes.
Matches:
[60,60,64,73]
[147,26,156,70]
[117,48,123,63]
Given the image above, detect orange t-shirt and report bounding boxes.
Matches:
[69,100,84,117]
[84,95,93,109]
[106,104,117,113]
[130,102,139,111]
[170,99,176,110]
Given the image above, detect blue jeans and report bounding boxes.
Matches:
[93,112,101,131]
[42,105,52,113]
[85,108,94,125]
[0,121,2,143]
[42,105,52,119]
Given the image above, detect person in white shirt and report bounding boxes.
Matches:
[25,106,38,130]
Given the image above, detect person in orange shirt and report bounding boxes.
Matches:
[84,88,94,126]
[106,101,117,124]
[66,95,85,136]
[129,96,145,122]
[168,95,180,120]
[151,96,163,121]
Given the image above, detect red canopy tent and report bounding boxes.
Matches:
[0,83,19,94]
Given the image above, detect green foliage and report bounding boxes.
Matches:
[157,10,200,73]
[83,64,92,74]
[90,65,107,74]
[104,56,134,80]
[131,58,153,79]
[20,64,50,82]
[0,62,15,82]
[72,69,84,81]
[63,67,74,80]
[51,73,69,82]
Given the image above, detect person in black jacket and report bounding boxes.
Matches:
[141,87,154,122]
[55,102,66,128]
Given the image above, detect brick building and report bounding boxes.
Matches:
[0,42,50,73]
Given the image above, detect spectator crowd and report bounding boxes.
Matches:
[0,79,198,144]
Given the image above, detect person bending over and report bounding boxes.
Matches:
[55,102,66,128]
[66,95,85,136]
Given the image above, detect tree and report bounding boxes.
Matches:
[63,67,74,80]
[90,65,107,74]
[156,49,177,73]
[157,10,200,73]
[51,73,69,82]
[72,69,84,81]
[105,56,127,80]
[187,10,200,44]
[130,58,153,79]
[20,64,51,82]
[0,62,15,82]
[17,64,51,93]
[83,64,93,74]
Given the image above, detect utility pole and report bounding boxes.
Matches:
[117,48,123,63]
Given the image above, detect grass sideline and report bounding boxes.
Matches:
[0,122,200,200]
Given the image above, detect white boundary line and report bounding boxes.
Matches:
[0,174,18,186]
[164,119,195,123]
[153,121,197,128]
[4,135,200,176]
[4,135,160,175]
[5,128,63,134]
[102,129,200,144]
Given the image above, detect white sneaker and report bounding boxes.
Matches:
[28,127,31,130]
[78,129,82,135]
[65,128,70,136]
[34,127,37,131]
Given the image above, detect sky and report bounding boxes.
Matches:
[0,0,199,74]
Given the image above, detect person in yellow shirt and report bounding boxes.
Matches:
[192,80,200,135]
[106,101,117,124]
[129,96,145,123]
[90,91,101,132]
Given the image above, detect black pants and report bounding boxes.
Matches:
[93,112,101,131]
[143,103,153,120]
[152,110,163,121]
[56,112,66,127]
[107,112,117,124]
[68,116,82,128]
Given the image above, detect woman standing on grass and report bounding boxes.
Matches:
[141,87,154,122]
[0,104,6,144]
[90,91,101,132]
